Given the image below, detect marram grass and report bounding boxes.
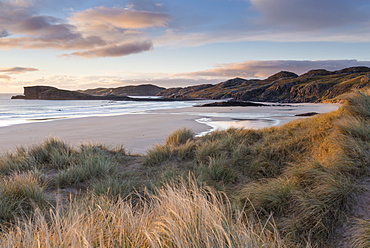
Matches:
[0,178,287,248]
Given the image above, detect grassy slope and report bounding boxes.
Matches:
[159,70,370,102]
[0,90,369,247]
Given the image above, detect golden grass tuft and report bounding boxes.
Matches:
[0,171,47,224]
[0,178,288,248]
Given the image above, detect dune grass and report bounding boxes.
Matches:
[141,90,370,246]
[0,90,369,247]
[0,178,287,248]
[0,171,47,226]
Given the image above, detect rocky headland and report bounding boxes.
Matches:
[11,86,195,101]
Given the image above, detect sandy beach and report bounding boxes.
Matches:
[0,103,339,155]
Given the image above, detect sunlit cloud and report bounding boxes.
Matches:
[62,40,153,58]
[0,66,39,83]
[176,60,370,79]
[0,75,12,81]
[71,6,169,30]
[0,1,169,58]
[0,67,39,74]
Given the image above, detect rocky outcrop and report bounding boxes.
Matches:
[290,82,336,102]
[196,99,269,107]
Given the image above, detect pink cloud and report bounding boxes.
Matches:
[176,60,370,79]
[71,7,170,30]
[0,2,168,58]
[0,67,39,74]
[0,75,11,81]
[63,40,153,58]
[0,67,38,82]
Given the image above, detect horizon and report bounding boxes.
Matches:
[1,0,370,93]
[6,64,370,95]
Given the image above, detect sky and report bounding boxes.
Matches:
[1,0,370,93]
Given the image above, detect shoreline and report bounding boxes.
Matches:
[0,103,340,155]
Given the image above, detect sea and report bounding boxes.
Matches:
[0,94,339,131]
[0,94,214,128]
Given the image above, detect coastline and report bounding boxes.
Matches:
[0,103,339,155]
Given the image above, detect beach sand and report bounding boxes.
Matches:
[0,103,339,155]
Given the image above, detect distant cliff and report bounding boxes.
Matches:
[11,86,192,101]
[79,84,165,96]
[157,67,370,102]
[11,86,102,100]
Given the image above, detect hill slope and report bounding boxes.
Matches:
[158,66,370,102]
[79,84,165,96]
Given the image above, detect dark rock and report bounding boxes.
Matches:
[196,99,269,107]
[295,112,319,116]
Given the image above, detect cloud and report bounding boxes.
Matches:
[0,66,38,82]
[156,0,370,47]
[0,1,169,58]
[0,29,10,37]
[176,60,370,79]
[71,6,169,30]
[0,75,11,81]
[126,0,167,12]
[63,40,153,58]
[250,0,369,31]
[14,74,221,92]
[0,67,39,74]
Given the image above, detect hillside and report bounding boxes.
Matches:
[79,84,165,96]
[158,66,370,102]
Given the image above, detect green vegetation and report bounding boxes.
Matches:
[0,90,370,247]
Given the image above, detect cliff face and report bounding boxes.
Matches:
[157,66,370,102]
[12,86,98,100]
